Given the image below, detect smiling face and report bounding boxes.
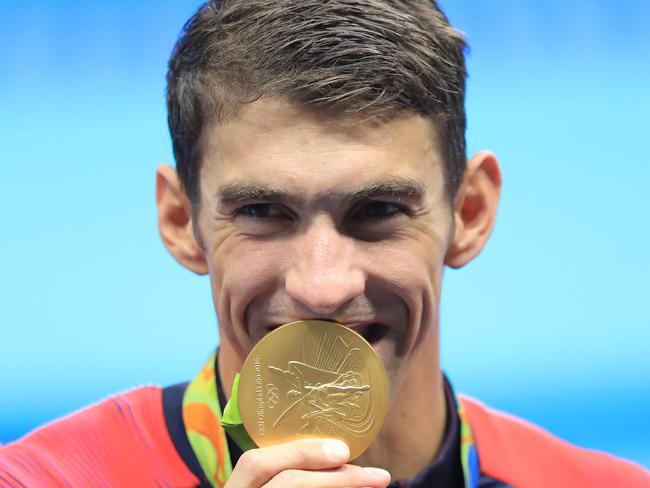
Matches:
[189,98,455,400]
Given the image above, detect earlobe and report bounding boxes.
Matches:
[444,151,502,269]
[155,164,209,275]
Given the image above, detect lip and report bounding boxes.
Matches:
[262,320,390,344]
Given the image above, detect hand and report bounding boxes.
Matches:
[225,438,391,488]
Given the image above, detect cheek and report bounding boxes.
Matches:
[367,235,445,297]
[209,237,287,323]
[364,231,448,352]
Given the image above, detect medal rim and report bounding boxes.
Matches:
[237,319,389,459]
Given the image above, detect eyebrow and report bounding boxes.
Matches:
[348,177,426,205]
[217,184,290,206]
[216,176,426,206]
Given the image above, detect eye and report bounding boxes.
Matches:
[237,203,286,219]
[234,203,293,235]
[355,201,405,219]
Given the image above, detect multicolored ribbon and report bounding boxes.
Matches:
[459,400,480,488]
[182,354,232,487]
[183,353,479,488]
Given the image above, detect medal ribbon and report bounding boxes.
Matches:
[458,400,480,488]
[183,353,479,488]
[182,353,232,487]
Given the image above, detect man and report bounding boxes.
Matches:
[1,1,648,487]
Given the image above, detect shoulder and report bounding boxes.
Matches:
[459,395,649,488]
[0,386,198,487]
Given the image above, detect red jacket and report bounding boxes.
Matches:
[1,387,648,487]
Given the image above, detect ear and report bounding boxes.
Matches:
[445,151,502,268]
[155,164,208,275]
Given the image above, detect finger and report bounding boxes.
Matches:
[226,438,351,488]
[264,464,391,488]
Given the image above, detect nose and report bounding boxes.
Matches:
[285,219,365,316]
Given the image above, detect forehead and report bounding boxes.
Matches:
[198,98,445,199]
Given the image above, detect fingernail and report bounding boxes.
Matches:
[322,439,349,461]
[363,467,391,482]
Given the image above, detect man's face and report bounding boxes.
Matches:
[194,98,453,398]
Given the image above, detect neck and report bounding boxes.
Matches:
[352,336,447,480]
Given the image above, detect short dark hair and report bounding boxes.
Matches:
[167,0,468,207]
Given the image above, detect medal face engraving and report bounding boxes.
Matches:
[238,320,389,459]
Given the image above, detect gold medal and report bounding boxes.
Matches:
[238,320,389,460]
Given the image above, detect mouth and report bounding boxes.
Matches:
[264,321,390,345]
[347,322,391,344]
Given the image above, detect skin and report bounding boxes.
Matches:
[156,98,501,486]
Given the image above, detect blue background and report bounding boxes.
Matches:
[1,0,648,468]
